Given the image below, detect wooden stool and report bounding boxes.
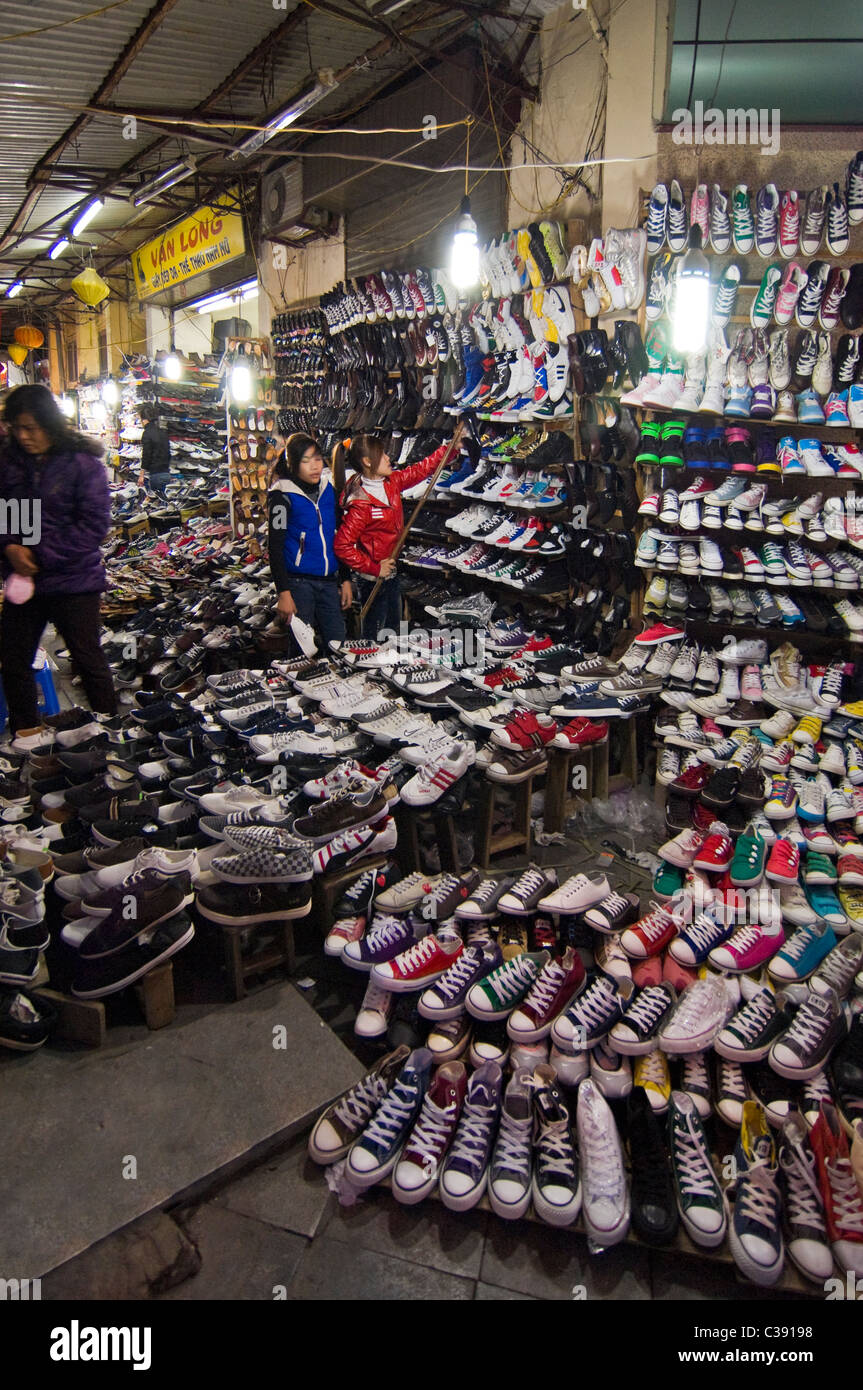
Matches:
[543,739,609,834]
[221,920,296,1001]
[477,774,535,868]
[394,804,459,874]
[607,716,640,795]
[133,962,175,1029]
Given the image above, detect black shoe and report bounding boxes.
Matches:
[333,859,402,920]
[0,987,56,1050]
[627,1085,679,1247]
[195,881,312,925]
[829,1012,863,1131]
[700,766,741,809]
[72,913,196,999]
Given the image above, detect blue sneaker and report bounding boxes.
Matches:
[346,1046,433,1186]
[849,382,863,428]
[802,884,847,928]
[436,458,474,490]
[796,389,826,424]
[725,386,753,417]
[668,908,734,967]
[728,1100,784,1286]
[769,922,837,982]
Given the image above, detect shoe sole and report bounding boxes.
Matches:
[196,897,312,927]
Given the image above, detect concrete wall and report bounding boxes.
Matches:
[258,222,346,327]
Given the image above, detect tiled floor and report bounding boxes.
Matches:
[155,1133,817,1302]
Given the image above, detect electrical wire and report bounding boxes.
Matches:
[0,0,135,43]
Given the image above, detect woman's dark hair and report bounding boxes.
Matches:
[271,432,322,486]
[333,434,385,499]
[2,384,104,458]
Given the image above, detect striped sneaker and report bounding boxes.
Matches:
[400,744,475,806]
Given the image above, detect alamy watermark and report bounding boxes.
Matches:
[0,499,40,546]
[672,101,780,157]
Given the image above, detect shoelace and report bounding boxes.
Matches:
[362,1077,420,1151]
[713,278,737,318]
[395,934,443,971]
[333,1072,389,1131]
[622,985,671,1033]
[581,1104,625,1197]
[489,953,542,1004]
[816,946,858,990]
[683,912,727,952]
[446,1095,498,1168]
[730,990,775,1042]
[737,1167,780,1226]
[827,1159,863,1233]
[756,198,776,246]
[405,1094,458,1167]
[638,907,676,944]
[432,947,481,1000]
[596,890,630,919]
[783,995,836,1054]
[646,194,666,240]
[674,1112,720,1200]
[780,1138,827,1231]
[363,916,406,951]
[717,1058,747,1100]
[569,975,618,1027]
[512,867,546,900]
[536,1116,577,1182]
[494,1108,532,1179]
[682,1053,710,1090]
[523,957,568,1013]
[828,197,849,239]
[781,925,824,963]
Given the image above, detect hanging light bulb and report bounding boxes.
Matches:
[58,395,76,419]
[92,400,108,423]
[163,351,182,380]
[450,195,480,290]
[672,224,711,355]
[101,378,119,406]
[230,362,253,402]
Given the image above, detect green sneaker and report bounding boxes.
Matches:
[668,1090,728,1248]
[466,950,550,1020]
[654,861,685,901]
[539,220,568,280]
[802,851,838,886]
[750,264,782,329]
[659,419,686,467]
[729,825,767,887]
[635,419,661,465]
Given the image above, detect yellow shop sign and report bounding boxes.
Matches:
[131,198,246,299]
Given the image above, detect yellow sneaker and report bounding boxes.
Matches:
[840,700,863,718]
[736,1099,776,1175]
[791,715,822,746]
[517,229,543,289]
[499,920,528,961]
[837,886,863,927]
[633,1048,671,1114]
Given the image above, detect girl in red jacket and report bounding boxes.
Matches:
[334,427,464,638]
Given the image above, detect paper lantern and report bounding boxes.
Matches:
[13,324,43,349]
[70,267,110,307]
[7,344,28,366]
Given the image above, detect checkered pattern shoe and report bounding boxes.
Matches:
[211,846,314,883]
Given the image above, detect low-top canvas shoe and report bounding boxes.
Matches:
[418,942,503,1021]
[577,1078,630,1246]
[538,872,609,914]
[373,931,464,992]
[582,889,640,935]
[769,923,837,984]
[659,974,734,1053]
[769,988,848,1081]
[392,1061,468,1205]
[709,924,784,974]
[308,1047,410,1164]
[346,1048,433,1186]
[715,988,796,1062]
[466,950,550,1020]
[550,972,630,1053]
[668,910,733,967]
[506,946,586,1042]
[498,865,558,915]
[620,903,683,959]
[668,1090,728,1248]
[609,981,677,1055]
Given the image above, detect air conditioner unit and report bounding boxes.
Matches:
[261,162,304,238]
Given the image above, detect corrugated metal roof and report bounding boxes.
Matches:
[0,0,536,305]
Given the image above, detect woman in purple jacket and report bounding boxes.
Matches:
[0,385,116,743]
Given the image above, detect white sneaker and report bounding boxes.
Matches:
[576,1079,630,1247]
[400,744,475,806]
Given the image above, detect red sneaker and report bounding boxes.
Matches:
[809,1101,863,1273]
[620,903,683,959]
[551,717,609,749]
[765,837,800,883]
[491,709,558,750]
[671,760,712,798]
[692,821,734,873]
[372,932,463,990]
[506,945,586,1042]
[633,622,685,647]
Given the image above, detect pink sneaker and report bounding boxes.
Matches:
[631,955,663,988]
[778,192,800,258]
[324,915,367,956]
[740,664,764,701]
[707,924,784,973]
[662,950,698,993]
[690,183,710,244]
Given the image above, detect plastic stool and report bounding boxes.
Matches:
[0,651,61,728]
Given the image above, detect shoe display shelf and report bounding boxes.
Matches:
[118,355,225,485]
[223,336,277,547]
[77,380,120,460]
[272,305,330,434]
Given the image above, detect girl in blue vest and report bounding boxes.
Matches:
[268,431,352,646]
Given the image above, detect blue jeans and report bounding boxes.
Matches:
[146,472,174,497]
[358,575,402,641]
[289,576,346,649]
